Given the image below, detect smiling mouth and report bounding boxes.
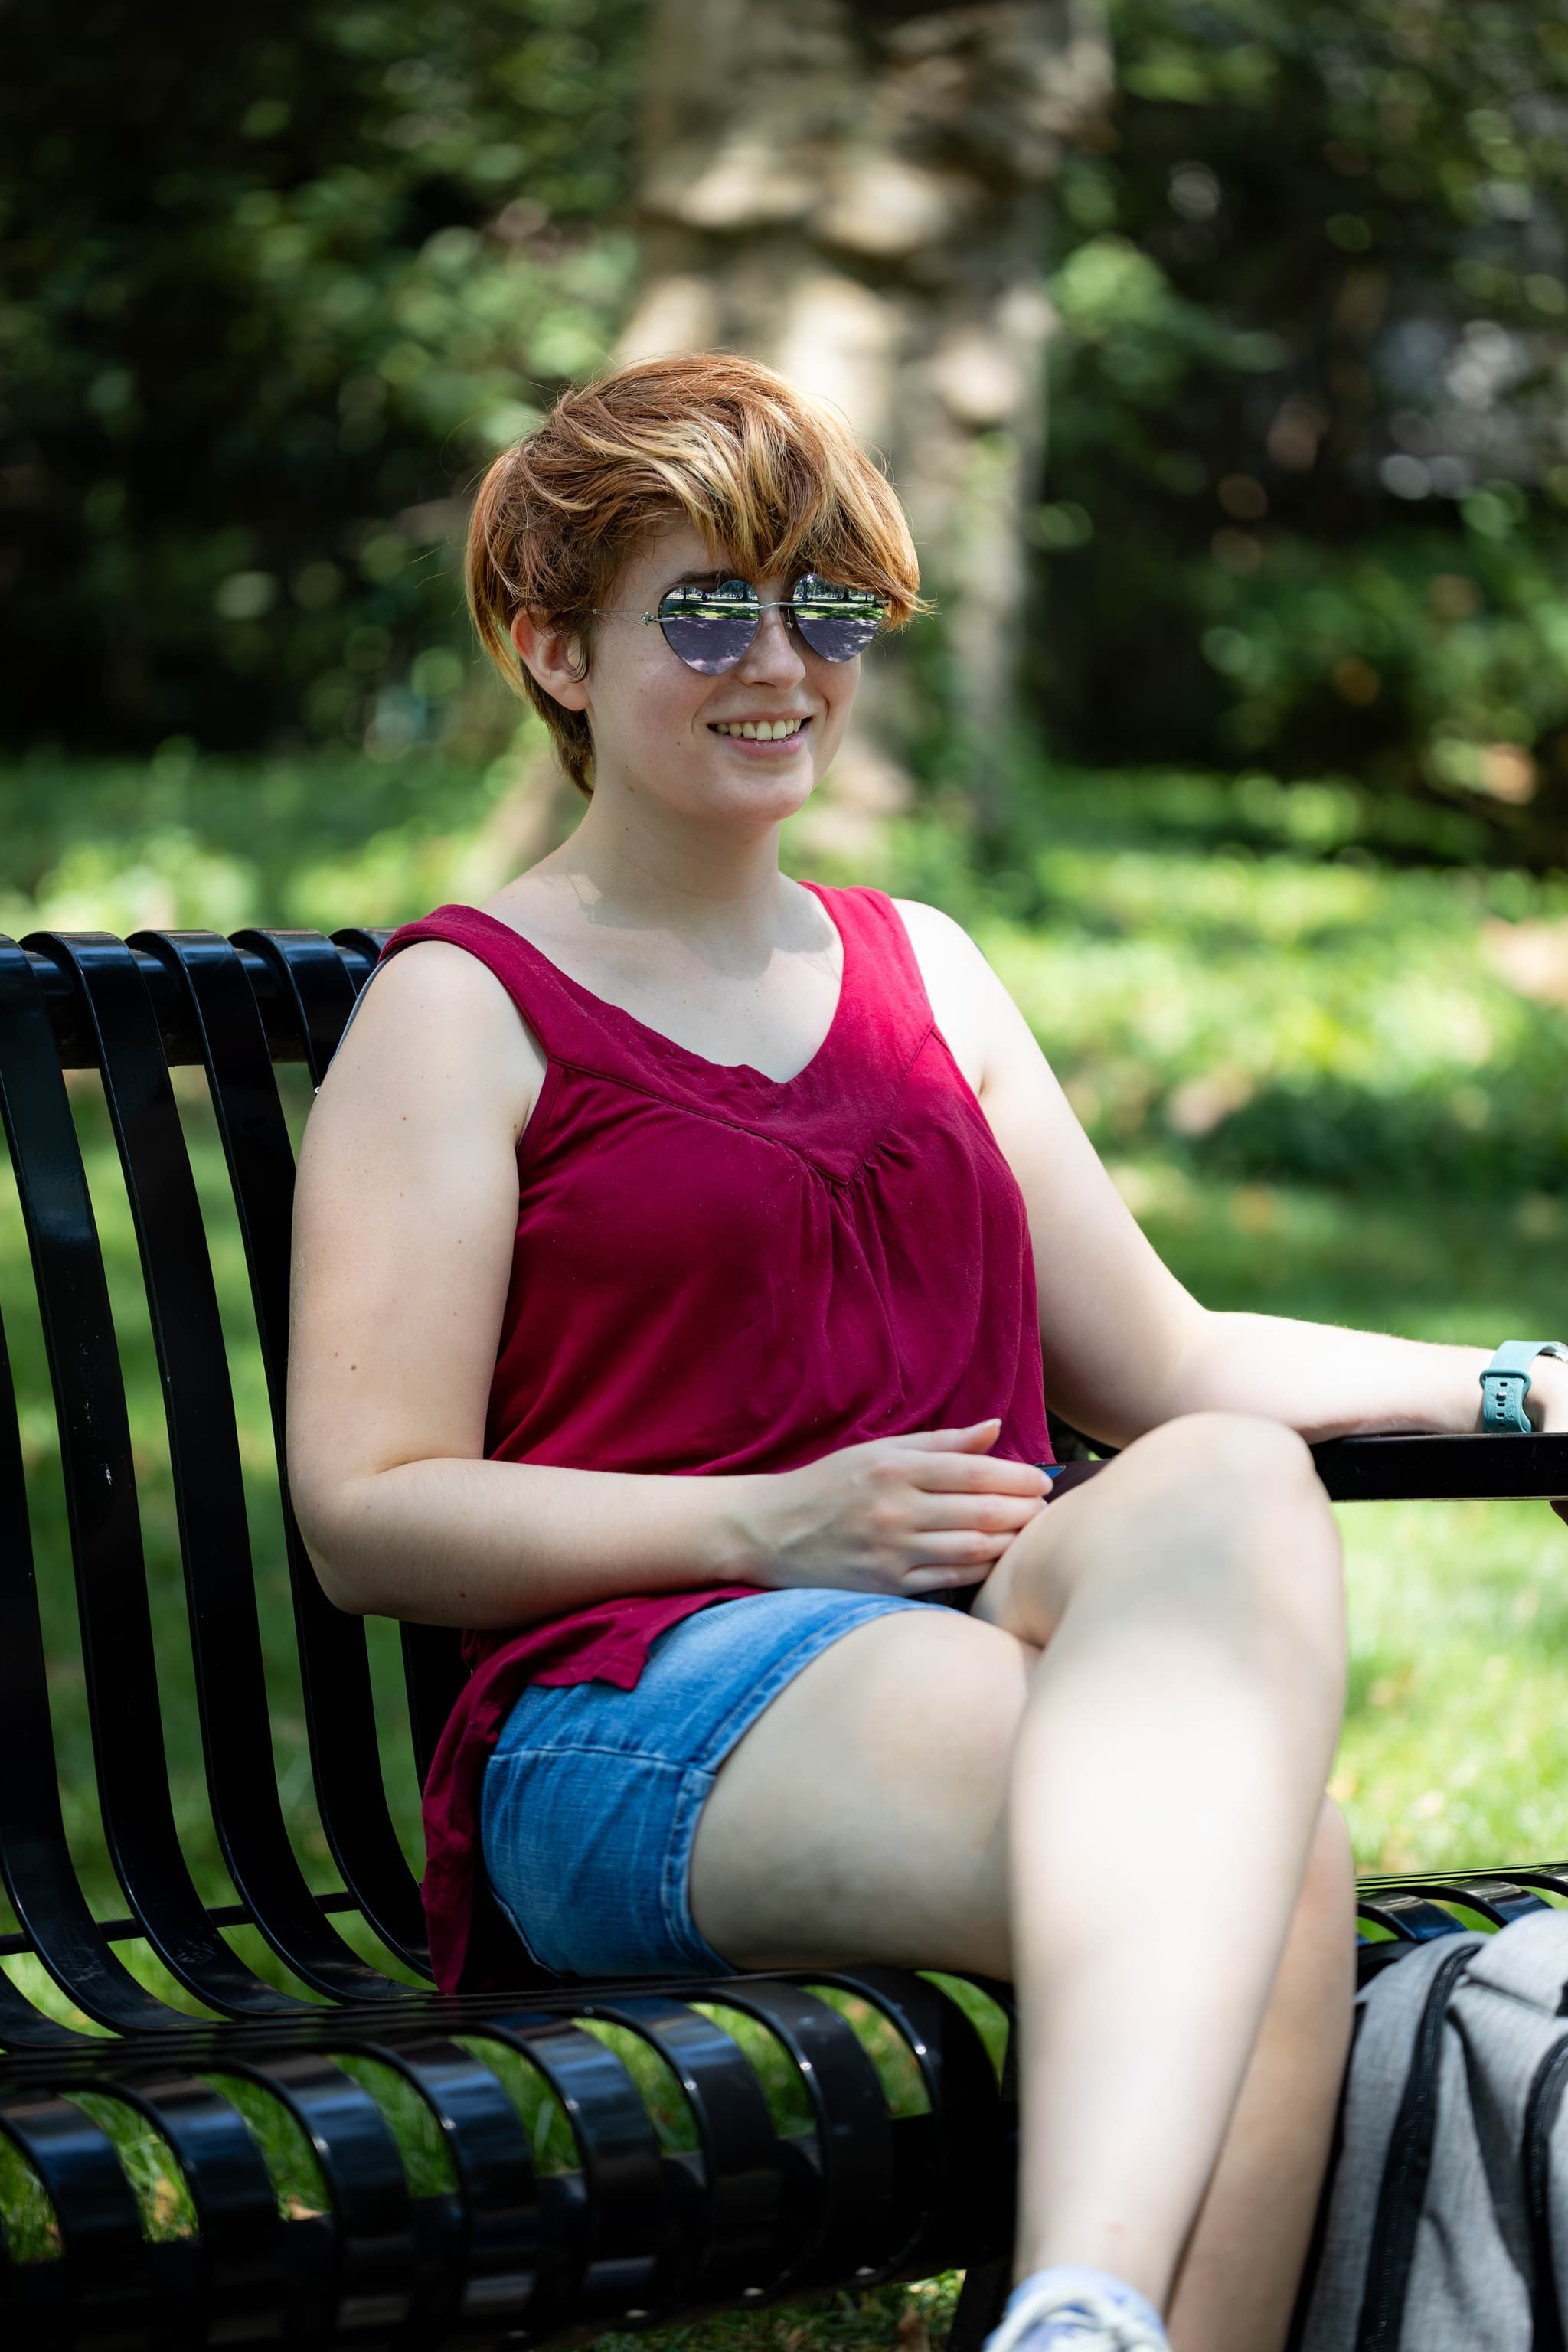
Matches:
[709,717,809,741]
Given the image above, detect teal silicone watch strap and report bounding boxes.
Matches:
[1479,1340,1568,1435]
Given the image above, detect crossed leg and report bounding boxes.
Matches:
[688,1412,1354,2352]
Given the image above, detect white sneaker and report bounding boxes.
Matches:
[985,2271,1170,2352]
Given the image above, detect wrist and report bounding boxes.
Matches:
[707,1471,778,1585]
[1528,1360,1568,1432]
[1475,1341,1568,1433]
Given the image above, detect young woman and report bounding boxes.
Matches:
[287,352,1566,2352]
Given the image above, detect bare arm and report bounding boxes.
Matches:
[286,941,735,1622]
[894,899,1568,1447]
[1121,1314,1568,1444]
[286,940,1044,1626]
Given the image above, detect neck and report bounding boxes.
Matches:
[538,782,793,946]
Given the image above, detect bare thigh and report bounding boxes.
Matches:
[688,1605,1038,1976]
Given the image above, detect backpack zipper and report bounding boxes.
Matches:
[1354,1943,1475,2350]
[1523,2032,1568,2352]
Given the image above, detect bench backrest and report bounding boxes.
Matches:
[0,927,471,2043]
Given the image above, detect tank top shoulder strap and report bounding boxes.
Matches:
[804,883,936,1067]
[376,903,633,1072]
[364,890,937,1112]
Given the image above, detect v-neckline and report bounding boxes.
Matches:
[451,884,851,1090]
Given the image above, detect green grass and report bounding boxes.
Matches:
[2,745,1566,2341]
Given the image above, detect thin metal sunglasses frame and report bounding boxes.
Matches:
[592,572,887,672]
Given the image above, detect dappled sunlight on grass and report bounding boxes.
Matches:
[590,2273,965,2352]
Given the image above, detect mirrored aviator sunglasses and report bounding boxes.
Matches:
[650,574,886,674]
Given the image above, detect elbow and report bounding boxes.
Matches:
[287,1471,381,1615]
[302,1537,372,1617]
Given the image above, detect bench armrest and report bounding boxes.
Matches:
[1311,1429,1568,1501]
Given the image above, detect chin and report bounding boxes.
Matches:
[740,775,819,825]
[702,762,821,824]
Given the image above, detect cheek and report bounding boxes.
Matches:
[608,658,705,743]
[815,663,858,737]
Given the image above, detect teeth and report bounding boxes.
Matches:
[714,717,803,740]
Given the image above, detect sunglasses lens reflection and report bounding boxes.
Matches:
[655,575,884,670]
[791,575,884,662]
[658,578,760,672]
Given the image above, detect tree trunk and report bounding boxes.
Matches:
[618,0,1112,844]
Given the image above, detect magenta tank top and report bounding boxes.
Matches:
[388,884,1052,1988]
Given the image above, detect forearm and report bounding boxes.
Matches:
[299,1453,766,1625]
[1148,1311,1563,1445]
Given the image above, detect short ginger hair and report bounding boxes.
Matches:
[465,351,923,796]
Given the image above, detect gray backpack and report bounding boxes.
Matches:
[1297,1911,1568,2350]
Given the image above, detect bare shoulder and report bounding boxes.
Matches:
[288,936,544,1528]
[890,896,1004,991]
[890,897,1023,1093]
[891,894,978,956]
[312,937,545,1143]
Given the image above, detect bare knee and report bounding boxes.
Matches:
[1133,1411,1325,1520]
[998,1413,1344,1720]
[1127,1413,1341,1634]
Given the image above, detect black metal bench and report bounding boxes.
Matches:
[1,924,1564,2350]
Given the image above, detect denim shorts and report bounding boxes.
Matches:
[479,1586,928,1980]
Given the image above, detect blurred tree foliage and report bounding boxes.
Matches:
[8,0,1568,869]
[1,0,642,754]
[1039,0,1568,864]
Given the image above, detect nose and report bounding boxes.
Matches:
[733,602,807,687]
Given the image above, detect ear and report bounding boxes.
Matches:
[509,609,590,711]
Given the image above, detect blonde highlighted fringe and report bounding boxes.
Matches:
[465,351,924,797]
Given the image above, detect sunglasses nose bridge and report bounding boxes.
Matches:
[730,598,808,679]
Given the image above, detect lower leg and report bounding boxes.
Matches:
[1166,1801,1356,2352]
[996,1420,1347,2313]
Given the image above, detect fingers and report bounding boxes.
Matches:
[900,1419,1003,1455]
[903,1527,1019,1567]
[906,1490,1043,1537]
[905,1449,1048,1498]
[900,1563,996,1595]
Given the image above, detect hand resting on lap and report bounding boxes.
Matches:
[737,1415,1048,1598]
